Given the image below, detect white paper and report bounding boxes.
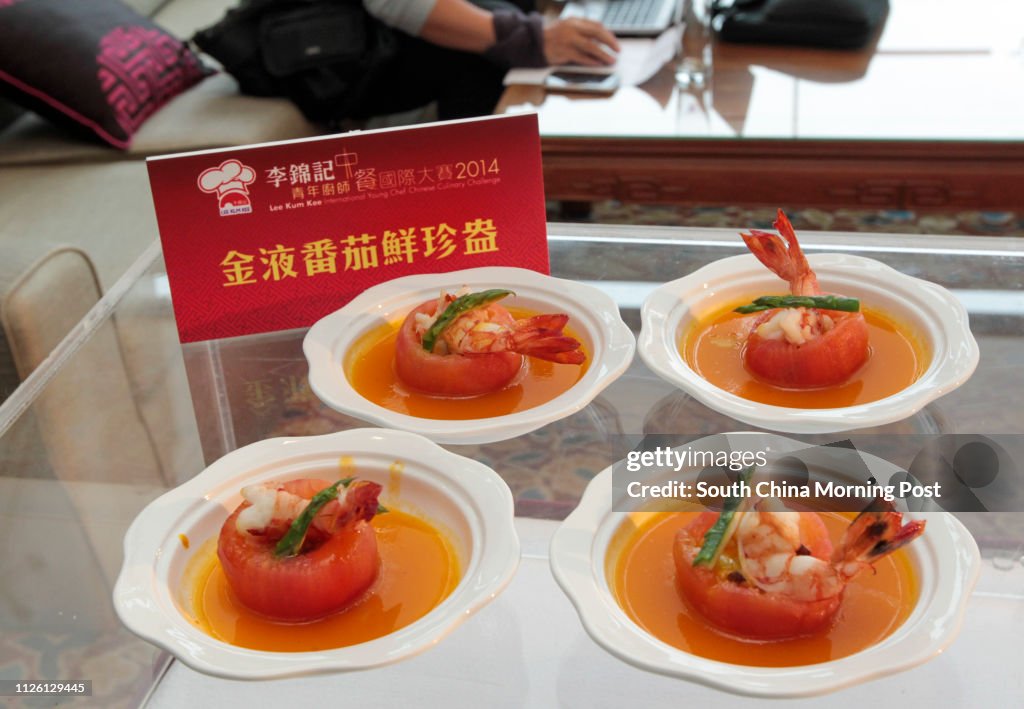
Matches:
[504,24,683,88]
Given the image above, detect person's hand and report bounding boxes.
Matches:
[542,18,620,66]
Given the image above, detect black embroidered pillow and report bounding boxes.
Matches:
[0,0,210,148]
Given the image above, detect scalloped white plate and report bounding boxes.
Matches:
[639,253,979,433]
[550,432,980,698]
[113,428,520,679]
[303,267,635,444]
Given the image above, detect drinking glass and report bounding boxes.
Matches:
[675,0,714,90]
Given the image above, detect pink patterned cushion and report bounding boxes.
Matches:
[0,0,210,148]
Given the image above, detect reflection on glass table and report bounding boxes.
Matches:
[0,225,1022,707]
[502,0,1024,142]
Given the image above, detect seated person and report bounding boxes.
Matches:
[358,0,619,120]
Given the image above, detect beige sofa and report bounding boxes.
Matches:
[0,7,325,656]
[0,0,320,401]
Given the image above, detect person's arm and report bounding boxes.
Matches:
[363,0,619,66]
[419,0,496,52]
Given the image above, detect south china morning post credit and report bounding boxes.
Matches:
[609,434,1024,514]
[621,445,941,508]
[623,469,943,507]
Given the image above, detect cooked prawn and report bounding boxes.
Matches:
[736,499,925,602]
[218,478,382,621]
[739,210,869,388]
[236,479,381,541]
[741,211,820,298]
[413,290,585,364]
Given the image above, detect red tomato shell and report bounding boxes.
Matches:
[673,511,840,640]
[743,310,869,389]
[217,479,380,622]
[393,299,524,397]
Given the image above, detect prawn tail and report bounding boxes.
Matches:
[740,209,819,296]
[834,508,926,567]
[509,314,586,364]
[773,209,801,254]
[865,517,927,561]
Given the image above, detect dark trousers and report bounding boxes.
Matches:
[352,0,536,121]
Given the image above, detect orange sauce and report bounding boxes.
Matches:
[345,307,590,420]
[610,511,917,667]
[186,509,460,652]
[682,302,927,408]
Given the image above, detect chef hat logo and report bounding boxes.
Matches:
[197,159,257,197]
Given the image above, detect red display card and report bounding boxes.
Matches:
[147,114,549,343]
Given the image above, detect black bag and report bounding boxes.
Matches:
[712,0,889,50]
[192,0,396,124]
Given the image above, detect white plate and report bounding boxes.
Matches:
[639,253,979,433]
[303,267,635,444]
[549,432,981,698]
[113,428,520,680]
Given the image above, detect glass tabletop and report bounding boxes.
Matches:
[1,224,1022,707]
[500,0,1024,142]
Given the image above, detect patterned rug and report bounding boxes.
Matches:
[548,203,1024,237]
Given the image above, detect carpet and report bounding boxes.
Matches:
[549,203,1024,237]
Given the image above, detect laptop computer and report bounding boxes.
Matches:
[559,0,682,37]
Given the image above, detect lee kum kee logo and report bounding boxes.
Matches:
[198,159,256,216]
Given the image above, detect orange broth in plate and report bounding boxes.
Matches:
[682,302,928,408]
[610,511,918,667]
[345,306,590,420]
[185,508,460,652]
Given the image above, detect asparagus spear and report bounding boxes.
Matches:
[693,466,755,567]
[275,478,350,558]
[734,295,860,314]
[421,289,514,352]
[274,479,388,558]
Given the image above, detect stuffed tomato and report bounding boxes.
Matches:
[395,299,524,397]
[217,477,382,622]
[736,209,870,389]
[674,510,839,640]
[743,309,869,389]
[393,289,584,398]
[674,495,925,640]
